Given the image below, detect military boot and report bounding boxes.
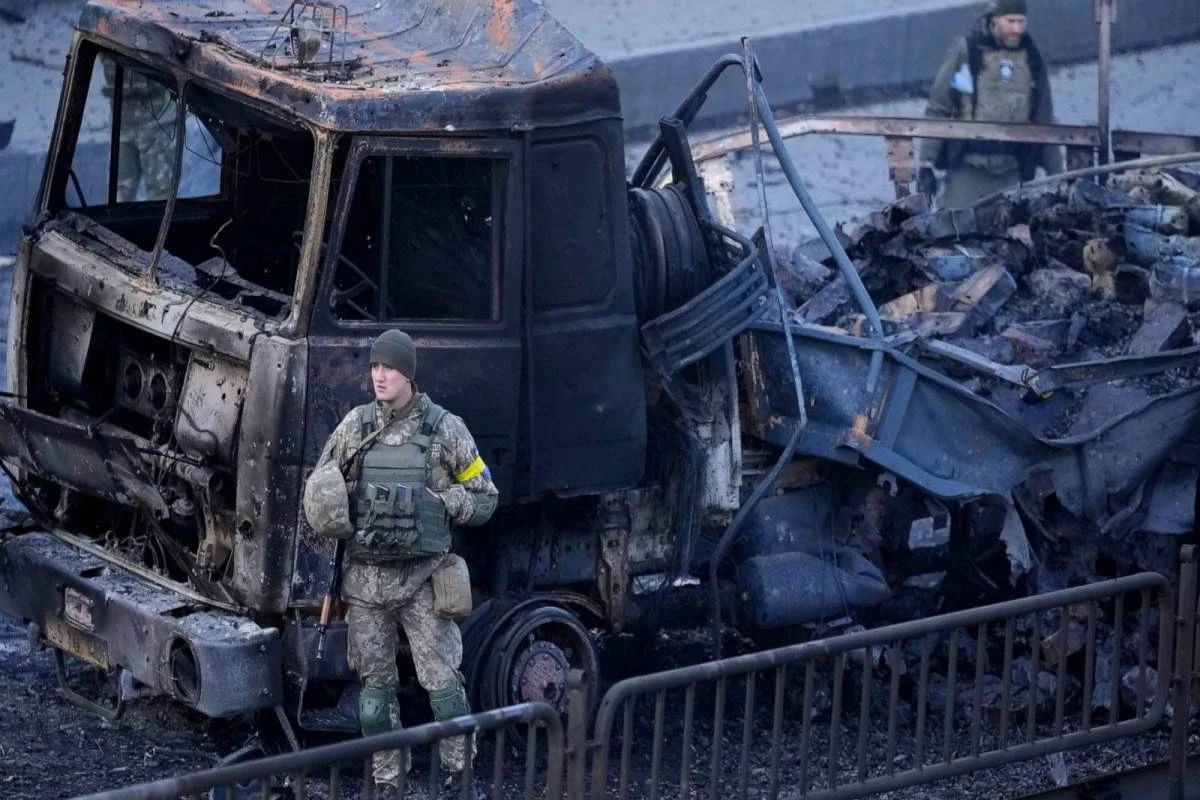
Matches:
[441,771,483,800]
[374,783,403,800]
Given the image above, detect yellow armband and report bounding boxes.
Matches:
[455,454,486,483]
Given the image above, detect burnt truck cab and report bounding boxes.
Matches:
[0,0,654,720]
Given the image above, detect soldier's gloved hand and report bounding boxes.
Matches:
[429,484,470,520]
[917,166,939,199]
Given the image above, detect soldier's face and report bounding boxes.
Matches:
[993,14,1026,48]
[371,363,411,406]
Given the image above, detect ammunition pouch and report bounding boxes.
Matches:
[428,677,470,721]
[359,687,394,737]
[349,401,452,563]
[431,554,473,619]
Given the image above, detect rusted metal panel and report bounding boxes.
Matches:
[76,0,621,134]
[1112,130,1200,158]
[174,353,250,465]
[30,229,261,362]
[691,116,1102,165]
[0,401,167,514]
[884,135,915,198]
[232,334,308,613]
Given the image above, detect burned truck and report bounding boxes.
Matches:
[1,0,1198,733]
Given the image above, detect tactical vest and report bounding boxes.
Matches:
[968,49,1033,124]
[348,400,451,563]
[961,48,1033,175]
[938,32,1045,181]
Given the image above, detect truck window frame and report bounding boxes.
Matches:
[314,136,520,333]
[46,43,226,219]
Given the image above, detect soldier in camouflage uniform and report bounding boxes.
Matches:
[305,329,498,799]
[102,57,178,202]
[916,0,1065,209]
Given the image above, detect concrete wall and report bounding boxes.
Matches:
[611,0,1200,134]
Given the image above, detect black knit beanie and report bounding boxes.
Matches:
[991,0,1027,15]
[369,329,417,380]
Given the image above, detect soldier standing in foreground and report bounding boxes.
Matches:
[916,0,1065,209]
[303,329,498,799]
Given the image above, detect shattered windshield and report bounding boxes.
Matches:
[51,45,317,320]
[55,49,210,251]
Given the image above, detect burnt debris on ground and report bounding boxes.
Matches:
[767,166,1200,595]
[777,167,1200,433]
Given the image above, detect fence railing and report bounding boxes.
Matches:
[74,702,564,800]
[75,557,1200,800]
[587,572,1175,800]
[685,115,1198,201]
[1169,545,1199,800]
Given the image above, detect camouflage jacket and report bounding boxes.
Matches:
[312,390,499,542]
[919,11,1064,178]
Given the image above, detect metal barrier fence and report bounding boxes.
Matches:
[74,562,1197,800]
[587,572,1175,800]
[76,702,564,800]
[1170,545,1199,800]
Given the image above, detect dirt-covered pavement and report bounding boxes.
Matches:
[0,615,248,798]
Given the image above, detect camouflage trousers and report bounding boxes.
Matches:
[117,111,177,202]
[938,163,1021,210]
[344,556,474,787]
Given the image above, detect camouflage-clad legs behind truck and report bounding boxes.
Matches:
[938,162,1021,208]
[103,58,178,202]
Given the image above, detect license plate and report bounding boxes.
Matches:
[44,615,109,669]
[63,587,94,631]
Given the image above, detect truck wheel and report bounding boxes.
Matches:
[468,602,599,744]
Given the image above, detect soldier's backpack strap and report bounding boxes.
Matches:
[410,401,448,454]
[338,404,394,481]
[965,34,983,119]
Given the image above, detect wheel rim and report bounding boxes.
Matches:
[484,604,599,718]
[510,639,572,710]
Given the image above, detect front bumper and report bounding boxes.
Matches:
[0,531,282,717]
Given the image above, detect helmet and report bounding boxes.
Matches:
[302,461,353,539]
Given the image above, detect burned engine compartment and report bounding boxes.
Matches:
[14,274,246,601]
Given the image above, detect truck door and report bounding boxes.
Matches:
[304,137,523,505]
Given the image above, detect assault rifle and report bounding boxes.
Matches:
[315,538,345,662]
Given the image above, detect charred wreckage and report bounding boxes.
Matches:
[0,0,1198,739]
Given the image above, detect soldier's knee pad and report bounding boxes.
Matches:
[359,687,394,737]
[428,679,470,721]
